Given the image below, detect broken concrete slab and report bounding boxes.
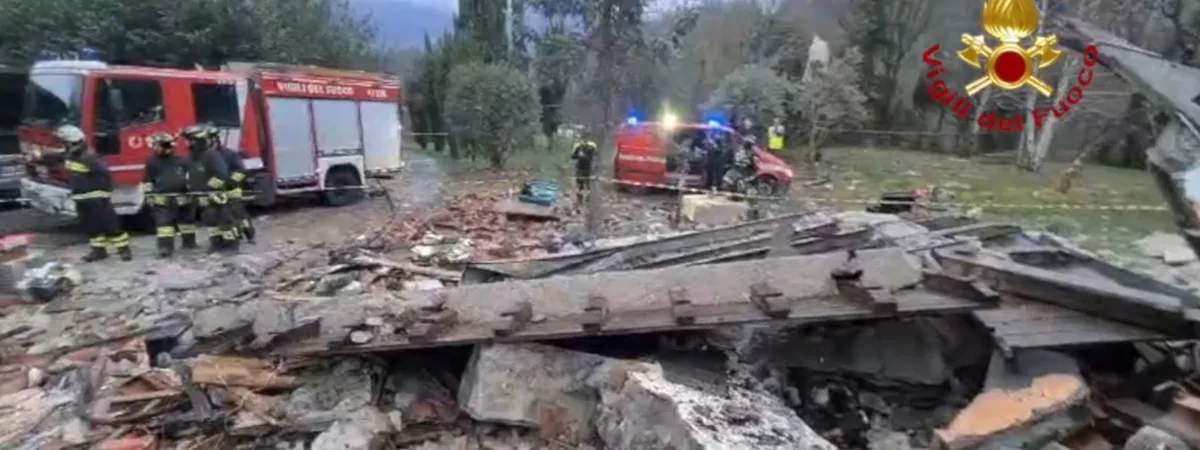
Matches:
[458,343,607,443]
[309,407,396,450]
[681,194,749,225]
[1164,247,1198,266]
[1137,233,1186,259]
[1123,426,1188,450]
[593,359,838,450]
[286,359,375,424]
[154,264,216,291]
[935,349,1089,450]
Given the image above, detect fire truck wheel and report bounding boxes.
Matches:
[322,167,365,207]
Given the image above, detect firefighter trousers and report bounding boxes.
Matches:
[197,194,239,252]
[75,196,130,260]
[151,195,196,257]
[227,188,255,242]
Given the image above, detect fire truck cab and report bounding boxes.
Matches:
[19,53,403,220]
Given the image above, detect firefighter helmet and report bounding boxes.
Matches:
[179,125,215,142]
[148,132,175,153]
[53,125,86,145]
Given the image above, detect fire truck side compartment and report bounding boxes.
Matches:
[266,97,319,185]
[360,101,402,176]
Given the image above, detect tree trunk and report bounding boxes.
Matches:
[1028,58,1081,172]
[968,88,993,156]
[585,1,617,236]
[1017,0,1047,170]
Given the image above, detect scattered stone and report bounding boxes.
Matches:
[1136,233,1185,259]
[309,408,395,450]
[593,360,837,450]
[286,359,375,422]
[866,428,912,450]
[935,349,1089,450]
[681,194,749,225]
[388,369,456,425]
[1164,247,1198,266]
[192,305,247,339]
[403,278,445,292]
[250,300,298,347]
[458,343,606,443]
[155,265,215,291]
[1123,425,1188,450]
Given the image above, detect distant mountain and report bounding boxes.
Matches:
[350,0,456,49]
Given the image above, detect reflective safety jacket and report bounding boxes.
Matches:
[218,146,248,187]
[64,152,114,200]
[768,125,785,150]
[187,148,232,194]
[143,154,190,194]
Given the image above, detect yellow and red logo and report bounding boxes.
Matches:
[957,0,1062,96]
[921,0,1099,132]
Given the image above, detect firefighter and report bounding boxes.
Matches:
[143,132,195,257]
[56,125,132,262]
[179,125,239,254]
[704,129,726,191]
[210,132,256,244]
[570,137,597,204]
[767,118,786,153]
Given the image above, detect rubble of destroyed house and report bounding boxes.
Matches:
[4,184,1200,450]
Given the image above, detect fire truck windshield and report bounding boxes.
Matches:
[21,73,83,127]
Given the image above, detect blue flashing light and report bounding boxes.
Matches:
[79,48,102,61]
[626,117,639,126]
[706,120,721,128]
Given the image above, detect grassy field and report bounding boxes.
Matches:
[803,147,1171,254]
[414,140,1172,254]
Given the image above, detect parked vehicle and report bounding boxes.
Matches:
[0,68,26,205]
[613,119,794,196]
[18,53,404,221]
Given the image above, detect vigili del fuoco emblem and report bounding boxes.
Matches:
[957,0,1063,97]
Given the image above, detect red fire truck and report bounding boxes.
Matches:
[18,54,404,222]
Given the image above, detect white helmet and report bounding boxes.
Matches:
[54,125,86,145]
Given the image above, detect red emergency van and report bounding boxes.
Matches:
[613,120,794,195]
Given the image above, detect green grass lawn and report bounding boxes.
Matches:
[801,147,1172,254]
[415,140,1171,255]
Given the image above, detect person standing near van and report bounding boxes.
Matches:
[768,118,786,153]
[571,137,597,204]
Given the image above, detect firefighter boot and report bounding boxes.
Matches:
[180,233,198,250]
[82,246,108,263]
[156,237,174,259]
[207,236,224,254]
[222,230,241,254]
[117,245,133,261]
[242,222,256,244]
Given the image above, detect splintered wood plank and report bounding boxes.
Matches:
[189,355,298,390]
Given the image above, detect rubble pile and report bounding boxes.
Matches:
[389,192,569,262]
[5,200,1200,449]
